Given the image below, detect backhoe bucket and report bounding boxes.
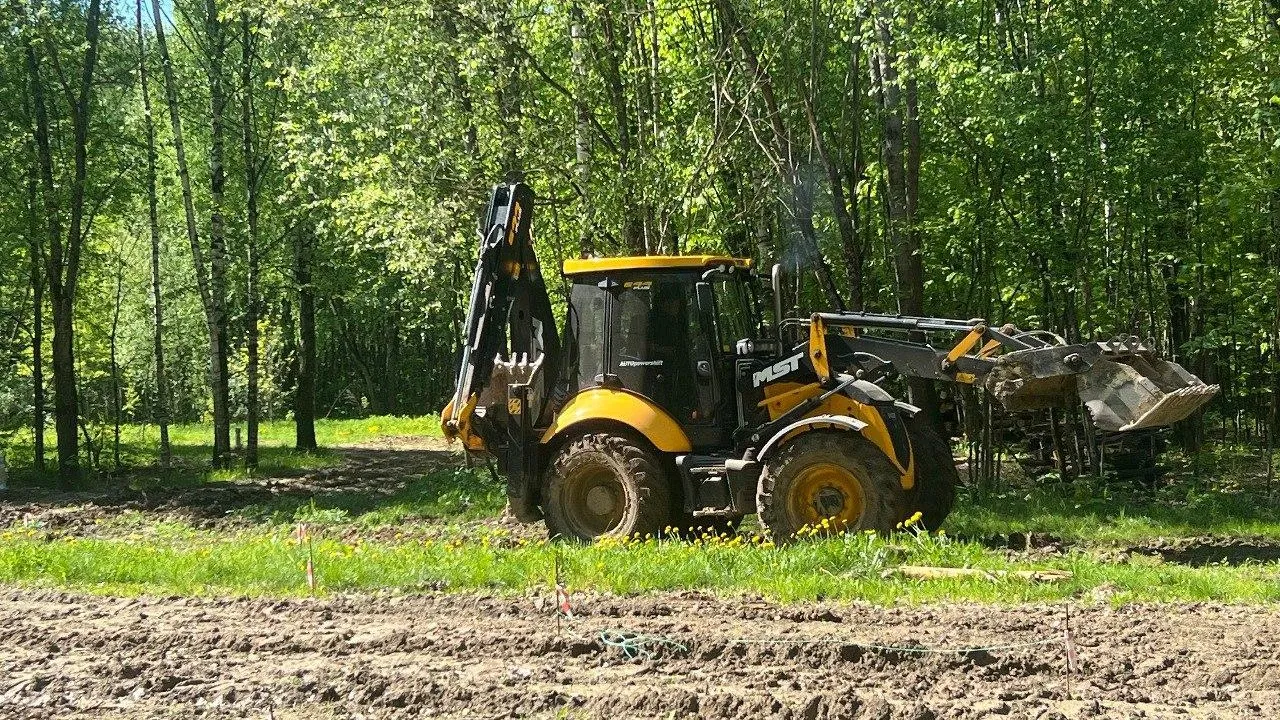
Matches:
[986,341,1218,432]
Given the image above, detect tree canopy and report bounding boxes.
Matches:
[1,0,1278,476]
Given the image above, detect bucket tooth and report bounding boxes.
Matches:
[477,353,546,410]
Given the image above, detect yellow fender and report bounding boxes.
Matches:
[759,382,915,490]
[540,388,693,453]
[757,414,869,459]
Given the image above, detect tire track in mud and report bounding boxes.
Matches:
[2,588,1278,719]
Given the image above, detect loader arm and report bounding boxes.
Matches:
[804,311,1218,432]
[443,182,561,451]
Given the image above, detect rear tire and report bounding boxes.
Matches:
[904,415,959,531]
[543,433,671,541]
[757,431,906,542]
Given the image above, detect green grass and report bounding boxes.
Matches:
[950,483,1280,544]
[229,465,504,526]
[5,415,1280,604]
[0,415,441,486]
[156,415,444,448]
[2,526,1278,604]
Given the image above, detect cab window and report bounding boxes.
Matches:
[567,282,606,390]
[609,277,710,422]
[714,277,757,352]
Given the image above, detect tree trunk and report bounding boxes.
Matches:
[841,154,866,310]
[26,160,45,472]
[595,7,644,253]
[571,3,594,255]
[873,7,916,313]
[872,1,939,424]
[110,258,123,469]
[802,39,862,309]
[496,17,523,180]
[50,298,77,485]
[294,226,318,452]
[24,0,103,487]
[241,10,260,469]
[137,0,170,467]
[25,36,61,475]
[1265,1,1280,470]
[205,0,233,468]
[151,0,232,466]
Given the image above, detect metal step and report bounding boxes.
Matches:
[677,455,731,476]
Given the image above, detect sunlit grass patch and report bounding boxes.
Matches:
[3,526,1279,605]
[949,482,1280,543]
[125,415,444,450]
[1,415,440,487]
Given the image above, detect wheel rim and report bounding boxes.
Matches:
[787,462,865,531]
[561,462,626,537]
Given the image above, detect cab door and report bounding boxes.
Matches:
[606,274,723,448]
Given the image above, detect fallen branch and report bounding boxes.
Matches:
[882,566,1074,583]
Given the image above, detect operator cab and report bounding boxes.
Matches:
[559,255,776,450]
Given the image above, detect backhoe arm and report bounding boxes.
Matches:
[442,183,560,449]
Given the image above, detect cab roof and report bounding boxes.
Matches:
[561,255,751,276]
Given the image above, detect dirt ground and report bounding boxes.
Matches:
[0,437,464,538]
[4,443,1280,719]
[1,587,1277,720]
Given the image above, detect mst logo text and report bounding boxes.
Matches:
[752,353,804,387]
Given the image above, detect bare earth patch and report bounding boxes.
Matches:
[4,443,1280,717]
[1,589,1277,719]
[0,438,462,536]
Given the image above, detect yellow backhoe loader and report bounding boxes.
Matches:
[442,183,1218,541]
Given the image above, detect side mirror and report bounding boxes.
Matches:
[695,281,715,316]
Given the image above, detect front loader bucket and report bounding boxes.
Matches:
[985,342,1218,432]
[1077,355,1219,432]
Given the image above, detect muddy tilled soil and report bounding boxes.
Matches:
[2,588,1277,719]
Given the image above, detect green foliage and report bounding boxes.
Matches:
[2,0,1279,463]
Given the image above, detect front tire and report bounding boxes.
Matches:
[756,431,906,542]
[904,415,959,531]
[542,433,671,541]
